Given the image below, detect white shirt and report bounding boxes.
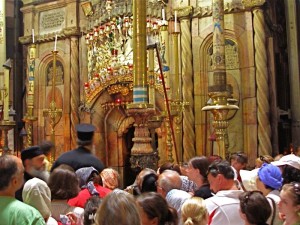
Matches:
[205,189,244,225]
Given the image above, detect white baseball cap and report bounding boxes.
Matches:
[271,154,300,170]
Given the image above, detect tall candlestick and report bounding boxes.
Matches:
[174,11,178,32]
[32,29,34,43]
[54,35,57,51]
[3,67,9,121]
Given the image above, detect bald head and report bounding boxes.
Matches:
[157,170,182,197]
[0,155,24,195]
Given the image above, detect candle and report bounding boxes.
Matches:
[32,29,35,43]
[3,67,9,121]
[162,8,165,22]
[174,11,178,32]
[54,34,57,51]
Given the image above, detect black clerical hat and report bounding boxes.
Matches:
[21,146,44,161]
[76,123,95,141]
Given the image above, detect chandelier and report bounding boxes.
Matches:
[82,0,168,104]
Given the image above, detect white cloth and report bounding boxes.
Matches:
[205,190,244,225]
[47,216,58,225]
[22,177,52,219]
[240,168,259,191]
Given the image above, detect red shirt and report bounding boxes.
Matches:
[68,184,111,208]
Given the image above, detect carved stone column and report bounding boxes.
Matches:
[253,7,272,156]
[70,36,80,148]
[285,0,300,147]
[179,6,195,161]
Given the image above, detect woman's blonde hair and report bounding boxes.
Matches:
[181,197,208,225]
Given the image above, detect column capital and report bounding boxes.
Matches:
[242,0,266,9]
[174,6,193,20]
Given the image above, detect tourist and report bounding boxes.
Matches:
[83,196,102,225]
[230,152,248,186]
[205,160,244,225]
[94,190,140,225]
[187,156,212,199]
[239,191,271,225]
[278,182,300,225]
[0,155,45,225]
[68,166,111,208]
[137,192,178,225]
[100,168,120,190]
[22,177,58,225]
[159,161,197,193]
[181,197,208,225]
[256,163,283,225]
[157,170,191,222]
[48,165,84,225]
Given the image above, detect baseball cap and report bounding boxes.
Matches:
[271,154,300,170]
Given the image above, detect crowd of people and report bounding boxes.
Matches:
[0,123,300,225]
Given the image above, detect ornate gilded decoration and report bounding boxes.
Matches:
[23,44,38,147]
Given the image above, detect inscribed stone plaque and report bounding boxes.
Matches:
[207,39,239,71]
[40,8,65,35]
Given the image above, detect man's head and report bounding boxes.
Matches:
[156,170,182,197]
[76,123,95,146]
[230,152,248,172]
[0,155,24,196]
[21,146,47,181]
[207,160,235,193]
[39,140,54,157]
